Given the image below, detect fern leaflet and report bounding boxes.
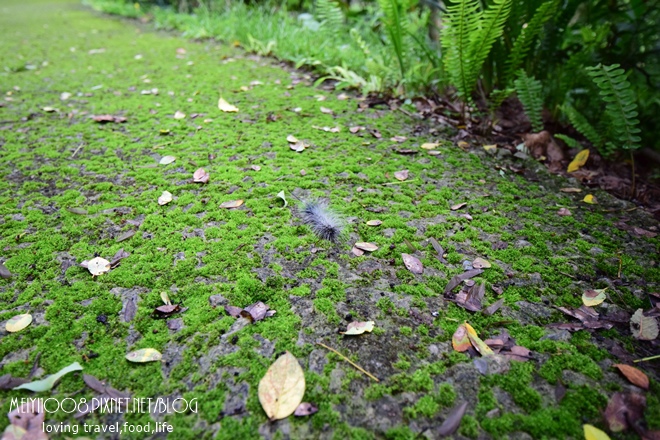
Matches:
[586,64,641,150]
[514,70,544,132]
[315,0,344,31]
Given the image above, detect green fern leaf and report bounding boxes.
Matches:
[441,0,482,101]
[504,0,559,84]
[562,104,604,148]
[514,70,544,132]
[554,134,582,149]
[586,64,641,150]
[315,0,344,31]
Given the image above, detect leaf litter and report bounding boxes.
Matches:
[258,351,306,421]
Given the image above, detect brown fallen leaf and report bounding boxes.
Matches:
[153,304,181,319]
[472,257,491,269]
[612,364,649,390]
[258,351,306,421]
[503,346,533,362]
[557,208,572,216]
[351,246,364,256]
[560,187,582,193]
[390,135,407,142]
[452,324,471,352]
[293,402,318,416]
[219,200,244,209]
[451,202,467,211]
[193,168,210,183]
[93,114,127,123]
[483,298,504,316]
[319,106,333,115]
[437,401,468,437]
[241,301,272,322]
[224,305,243,318]
[444,269,483,294]
[0,261,12,279]
[604,392,646,433]
[402,253,423,274]
[354,242,378,252]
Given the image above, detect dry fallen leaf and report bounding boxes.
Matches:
[218,97,238,112]
[193,168,210,183]
[630,308,659,340]
[483,144,497,153]
[583,194,597,204]
[465,322,494,356]
[258,351,306,421]
[286,135,298,143]
[158,191,173,205]
[354,242,378,252]
[125,348,162,363]
[290,141,305,152]
[612,364,649,390]
[584,424,611,440]
[366,220,382,226]
[293,402,318,416]
[277,191,288,207]
[159,155,176,165]
[582,289,607,307]
[473,257,491,269]
[351,246,364,256]
[557,208,572,216]
[451,202,467,211]
[219,200,244,209]
[161,291,172,306]
[251,165,261,171]
[174,110,186,119]
[567,149,590,173]
[437,401,468,437]
[393,170,409,181]
[13,362,83,392]
[402,253,423,274]
[452,324,471,352]
[87,257,111,276]
[421,142,439,150]
[341,321,375,335]
[560,187,582,193]
[5,314,32,333]
[320,106,333,115]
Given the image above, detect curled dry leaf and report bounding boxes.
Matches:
[452,324,471,352]
[193,168,210,183]
[159,155,176,165]
[366,220,382,226]
[341,321,375,335]
[393,170,409,181]
[286,135,298,143]
[6,314,32,333]
[160,291,172,306]
[354,242,378,252]
[218,97,238,112]
[472,257,491,269]
[465,322,494,356]
[567,149,589,173]
[158,191,173,205]
[258,351,306,421]
[451,202,467,211]
[294,402,318,416]
[277,191,288,207]
[612,364,649,390]
[582,288,607,307]
[14,362,83,392]
[402,253,423,274]
[87,257,111,276]
[630,309,659,340]
[219,200,244,209]
[125,348,162,363]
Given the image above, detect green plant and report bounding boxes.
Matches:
[441,0,512,102]
[514,70,543,132]
[315,0,344,30]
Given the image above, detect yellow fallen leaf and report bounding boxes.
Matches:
[465,322,494,356]
[259,351,305,420]
[567,149,589,173]
[583,194,597,204]
[483,144,497,152]
[218,97,238,112]
[421,143,439,150]
[340,321,375,335]
[126,348,162,363]
[582,288,607,307]
[6,314,32,333]
[583,424,611,440]
[452,324,471,352]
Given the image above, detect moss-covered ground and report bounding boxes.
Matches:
[0,0,659,438]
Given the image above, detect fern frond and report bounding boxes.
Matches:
[562,104,604,148]
[350,28,371,56]
[466,0,512,92]
[504,0,559,84]
[488,87,514,113]
[553,134,582,149]
[441,0,481,101]
[586,64,641,150]
[514,70,543,131]
[377,0,410,79]
[315,0,344,31]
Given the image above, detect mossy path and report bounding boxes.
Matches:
[1,0,659,438]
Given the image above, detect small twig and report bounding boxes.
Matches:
[617,251,623,279]
[633,354,660,363]
[151,141,174,150]
[71,143,85,158]
[316,342,379,382]
[395,106,420,120]
[383,178,419,186]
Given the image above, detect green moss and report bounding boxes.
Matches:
[458,415,480,439]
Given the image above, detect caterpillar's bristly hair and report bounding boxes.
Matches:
[299,200,345,243]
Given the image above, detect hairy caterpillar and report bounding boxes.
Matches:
[298,199,345,243]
